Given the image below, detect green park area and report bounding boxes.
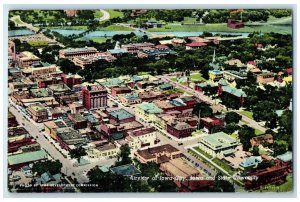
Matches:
[107,10,124,19]
[98,24,134,31]
[89,37,111,44]
[189,73,207,82]
[94,10,104,19]
[147,23,292,34]
[27,41,49,46]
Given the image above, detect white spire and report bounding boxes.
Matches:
[212,48,216,63]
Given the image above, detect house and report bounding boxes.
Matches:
[198,132,240,158]
[185,42,207,50]
[250,134,274,147]
[227,19,244,29]
[134,144,183,164]
[239,156,263,170]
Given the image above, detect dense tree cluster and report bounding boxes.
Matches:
[31,160,63,176]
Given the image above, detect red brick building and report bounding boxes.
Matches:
[68,113,87,129]
[200,117,224,133]
[62,74,82,88]
[111,86,132,97]
[167,121,194,138]
[82,85,108,110]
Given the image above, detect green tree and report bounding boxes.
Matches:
[192,102,213,118]
[225,112,242,124]
[115,145,132,166]
[239,125,256,151]
[69,146,87,162]
[273,140,288,156]
[32,160,62,176]
[213,173,235,192]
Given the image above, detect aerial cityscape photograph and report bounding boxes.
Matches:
[6,8,293,193]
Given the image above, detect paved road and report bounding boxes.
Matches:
[8,100,116,184]
[107,95,217,177]
[98,10,110,21]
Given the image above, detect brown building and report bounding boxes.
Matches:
[59,47,98,60]
[82,85,108,110]
[134,144,182,164]
[27,103,48,122]
[250,134,274,147]
[16,51,41,68]
[255,71,274,83]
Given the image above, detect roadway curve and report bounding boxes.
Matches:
[98,10,110,22]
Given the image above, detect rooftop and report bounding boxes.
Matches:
[61,47,97,54]
[109,109,134,120]
[277,151,292,162]
[8,150,47,166]
[48,84,71,92]
[200,132,239,150]
[137,102,163,114]
[28,103,46,112]
[136,144,180,160]
[69,113,87,122]
[127,127,156,137]
[110,164,141,176]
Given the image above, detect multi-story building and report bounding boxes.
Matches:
[166,121,194,139]
[59,47,98,60]
[209,70,223,82]
[27,103,48,122]
[16,51,41,68]
[127,127,157,150]
[22,64,63,77]
[121,42,155,54]
[135,102,163,123]
[82,85,108,110]
[111,86,132,97]
[255,70,275,83]
[198,132,240,158]
[73,52,116,68]
[134,144,183,164]
[109,109,135,124]
[62,74,82,88]
[68,113,87,130]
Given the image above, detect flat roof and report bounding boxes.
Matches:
[8,150,47,166]
[48,84,71,92]
[109,109,134,120]
[200,132,239,150]
[110,164,141,176]
[137,102,163,114]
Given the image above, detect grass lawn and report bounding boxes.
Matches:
[230,133,239,140]
[89,37,111,44]
[257,175,293,192]
[27,40,48,46]
[94,10,104,19]
[239,110,253,119]
[97,25,134,31]
[147,23,292,34]
[13,18,23,25]
[255,128,264,136]
[107,10,124,19]
[194,147,213,160]
[212,158,236,176]
[189,73,207,81]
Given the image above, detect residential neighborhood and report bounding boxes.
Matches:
[7,9,293,193]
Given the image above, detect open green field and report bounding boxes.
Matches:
[107,10,124,19]
[147,23,292,34]
[239,110,253,119]
[189,73,207,81]
[257,175,293,192]
[45,26,88,30]
[27,41,48,46]
[89,37,111,44]
[13,18,23,25]
[94,10,104,19]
